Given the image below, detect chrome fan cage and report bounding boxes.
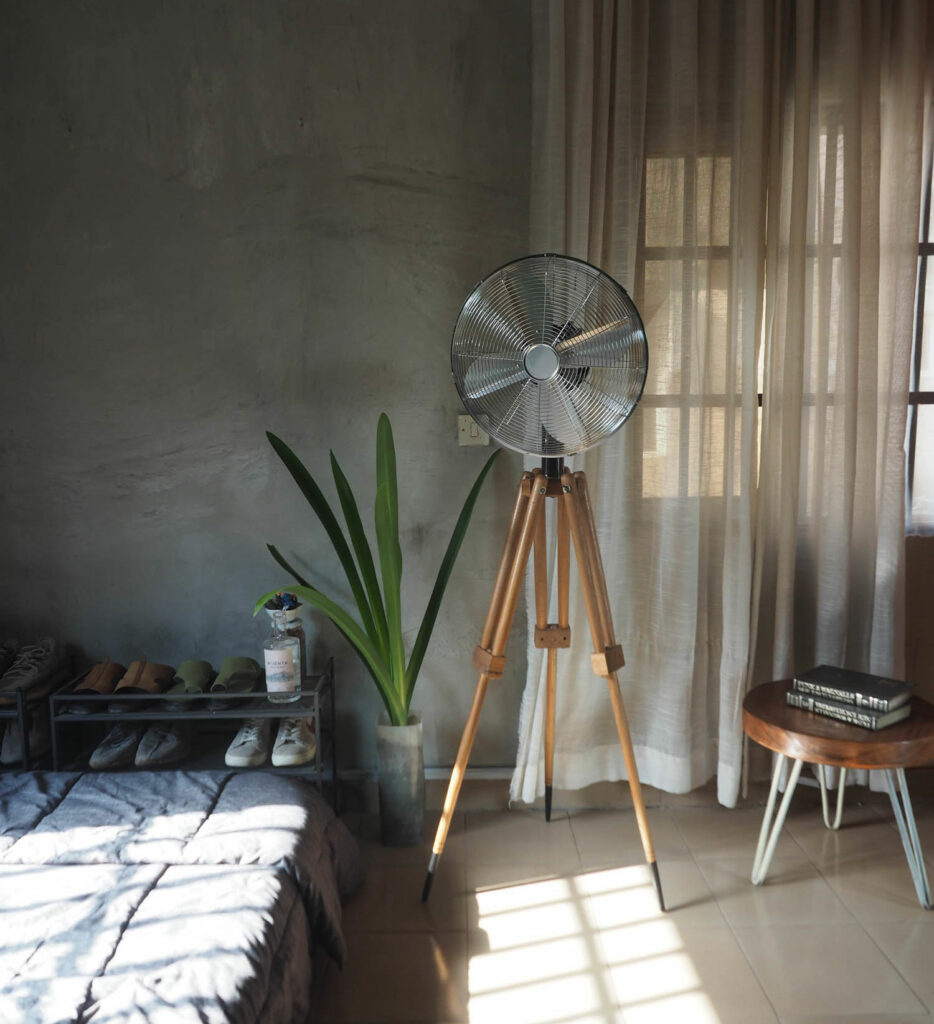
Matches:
[451,254,648,457]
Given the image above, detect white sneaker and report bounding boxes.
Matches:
[89,723,142,770]
[135,723,191,767]
[0,638,66,703]
[225,718,271,767]
[271,718,316,767]
[0,703,51,764]
[0,639,19,678]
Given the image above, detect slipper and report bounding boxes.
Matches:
[164,659,214,710]
[108,658,175,713]
[210,656,262,709]
[69,658,126,714]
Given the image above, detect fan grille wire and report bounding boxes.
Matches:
[451,254,648,457]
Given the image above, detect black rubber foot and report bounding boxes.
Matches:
[651,860,665,912]
[545,785,553,822]
[421,853,439,903]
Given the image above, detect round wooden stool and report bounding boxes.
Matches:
[743,680,934,909]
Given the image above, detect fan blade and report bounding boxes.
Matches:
[553,318,633,359]
[572,375,639,427]
[498,378,535,432]
[541,378,589,450]
[462,359,526,400]
[461,297,533,356]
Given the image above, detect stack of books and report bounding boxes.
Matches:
[786,664,913,730]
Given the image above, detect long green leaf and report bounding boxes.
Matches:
[254,584,405,724]
[405,447,502,703]
[374,414,406,710]
[266,543,310,588]
[330,451,390,661]
[266,432,381,648]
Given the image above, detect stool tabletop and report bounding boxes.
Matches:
[743,680,934,770]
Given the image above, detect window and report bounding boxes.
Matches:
[907,125,934,533]
[636,153,745,500]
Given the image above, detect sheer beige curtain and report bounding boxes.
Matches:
[513,0,930,808]
[750,1,929,699]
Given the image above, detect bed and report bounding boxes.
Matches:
[0,770,363,1023]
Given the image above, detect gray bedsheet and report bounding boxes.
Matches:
[0,771,363,1024]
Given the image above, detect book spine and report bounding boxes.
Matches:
[786,691,881,729]
[792,678,890,712]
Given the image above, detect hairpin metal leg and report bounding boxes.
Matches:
[883,768,931,910]
[818,764,847,831]
[752,754,804,885]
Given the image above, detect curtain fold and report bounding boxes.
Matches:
[514,0,931,808]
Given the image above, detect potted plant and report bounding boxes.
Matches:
[255,413,500,845]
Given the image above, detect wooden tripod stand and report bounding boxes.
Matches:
[421,463,664,911]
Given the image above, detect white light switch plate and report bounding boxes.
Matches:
[457,414,490,446]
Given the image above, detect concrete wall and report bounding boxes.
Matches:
[0,1,532,769]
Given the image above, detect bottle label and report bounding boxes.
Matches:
[264,648,298,694]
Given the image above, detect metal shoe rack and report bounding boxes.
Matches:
[48,658,338,801]
[0,689,35,770]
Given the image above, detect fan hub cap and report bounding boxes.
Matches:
[523,343,560,382]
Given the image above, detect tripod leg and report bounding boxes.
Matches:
[422,674,491,901]
[561,470,666,912]
[544,498,571,822]
[532,499,557,822]
[544,651,557,821]
[423,473,547,901]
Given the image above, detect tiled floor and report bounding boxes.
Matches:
[313,784,934,1023]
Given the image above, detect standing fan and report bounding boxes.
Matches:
[423,254,664,912]
[452,253,648,458]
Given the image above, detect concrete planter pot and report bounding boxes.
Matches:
[375,713,425,847]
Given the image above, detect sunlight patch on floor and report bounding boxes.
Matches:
[467,866,720,1024]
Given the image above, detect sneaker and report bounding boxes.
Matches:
[88,723,142,770]
[225,718,271,767]
[0,638,66,704]
[271,718,316,767]
[0,703,51,764]
[135,723,191,767]
[0,639,18,678]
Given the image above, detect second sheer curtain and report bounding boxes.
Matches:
[512,0,928,808]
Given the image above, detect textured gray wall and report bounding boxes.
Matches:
[0,1,531,769]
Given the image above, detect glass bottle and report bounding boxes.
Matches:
[284,615,306,689]
[263,610,300,704]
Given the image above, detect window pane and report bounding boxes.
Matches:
[642,260,682,395]
[645,158,684,247]
[696,156,731,247]
[815,126,844,246]
[911,405,934,530]
[697,406,726,498]
[920,260,934,392]
[642,406,681,497]
[693,259,729,393]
